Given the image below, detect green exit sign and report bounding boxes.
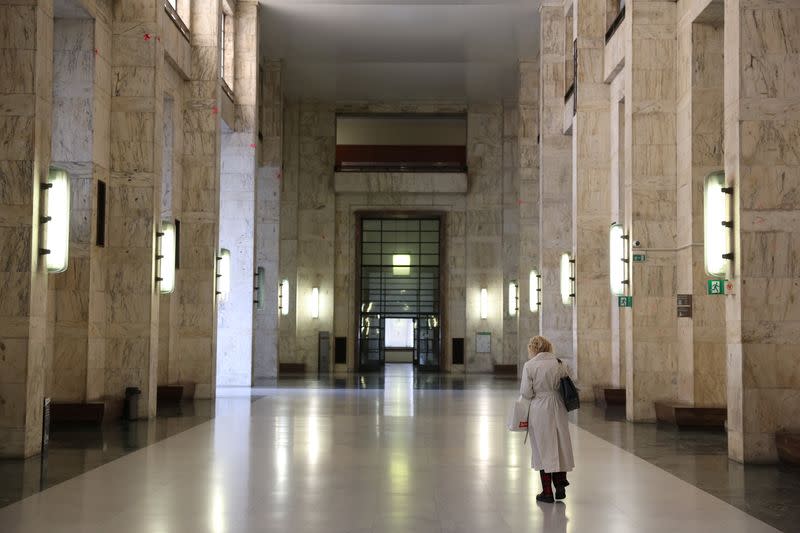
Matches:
[618,296,633,308]
[707,279,726,295]
[632,254,646,262]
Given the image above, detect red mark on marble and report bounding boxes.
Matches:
[211,106,218,115]
[517,199,524,205]
[755,216,765,224]
[276,171,283,181]
[94,48,98,55]
[250,143,257,148]
[144,33,152,41]
[156,36,161,42]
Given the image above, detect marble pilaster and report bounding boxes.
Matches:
[0,0,53,457]
[539,2,574,362]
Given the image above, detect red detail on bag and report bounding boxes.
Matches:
[520,421,528,428]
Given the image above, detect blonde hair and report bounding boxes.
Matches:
[528,335,553,356]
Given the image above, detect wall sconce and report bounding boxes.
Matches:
[529,269,541,312]
[310,286,320,319]
[254,267,265,310]
[392,254,411,276]
[704,171,733,277]
[508,281,518,317]
[480,287,488,319]
[40,168,71,273]
[279,279,290,316]
[157,221,176,294]
[609,223,628,296]
[560,253,575,305]
[216,248,231,300]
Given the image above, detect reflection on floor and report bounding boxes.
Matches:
[573,404,800,533]
[0,365,787,533]
[0,401,215,509]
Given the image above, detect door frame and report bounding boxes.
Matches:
[353,210,448,372]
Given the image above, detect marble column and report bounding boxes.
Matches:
[253,60,282,379]
[538,2,574,362]
[278,103,299,370]
[676,0,726,407]
[623,0,679,421]
[502,102,520,366]
[106,0,164,418]
[174,0,222,398]
[517,60,540,370]
[217,0,259,386]
[724,0,800,462]
[0,0,53,457]
[572,0,612,398]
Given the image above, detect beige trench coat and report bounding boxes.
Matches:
[519,352,575,473]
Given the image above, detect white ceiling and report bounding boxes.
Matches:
[259,0,540,102]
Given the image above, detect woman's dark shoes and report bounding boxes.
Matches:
[536,492,555,503]
[554,486,566,500]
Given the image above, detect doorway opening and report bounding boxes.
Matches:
[357,217,442,371]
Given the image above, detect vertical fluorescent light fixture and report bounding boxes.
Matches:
[560,253,574,305]
[480,288,488,319]
[279,279,290,316]
[311,287,320,319]
[217,248,231,300]
[704,171,732,277]
[529,270,540,312]
[159,221,176,294]
[609,223,625,296]
[392,254,411,276]
[42,168,71,273]
[508,281,518,317]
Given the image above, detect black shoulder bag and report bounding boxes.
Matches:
[557,359,580,412]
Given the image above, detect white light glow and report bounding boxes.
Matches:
[560,253,573,305]
[280,279,290,316]
[311,287,320,319]
[609,223,625,296]
[704,171,729,277]
[508,281,518,317]
[217,249,231,300]
[392,254,411,276]
[159,221,176,294]
[44,168,71,273]
[480,288,488,319]
[529,270,539,312]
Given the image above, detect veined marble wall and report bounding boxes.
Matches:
[0,0,53,458]
[623,0,679,422]
[48,16,95,403]
[725,0,800,462]
[539,2,574,365]
[676,0,726,407]
[253,61,281,380]
[608,67,626,388]
[279,100,514,373]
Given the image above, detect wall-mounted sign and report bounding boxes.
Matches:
[676,293,692,318]
[476,332,491,353]
[707,279,726,295]
[618,296,633,308]
[632,253,646,262]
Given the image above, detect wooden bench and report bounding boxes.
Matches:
[50,402,105,424]
[493,364,518,377]
[593,385,626,406]
[654,401,726,430]
[157,385,184,404]
[776,434,800,466]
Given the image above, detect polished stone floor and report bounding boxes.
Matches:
[0,365,788,532]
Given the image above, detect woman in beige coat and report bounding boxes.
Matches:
[519,335,575,503]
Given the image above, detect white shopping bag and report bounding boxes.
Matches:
[507,395,531,432]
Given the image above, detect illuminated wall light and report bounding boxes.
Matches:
[704,171,733,277]
[508,281,518,317]
[560,253,575,305]
[529,270,541,312]
[40,168,71,273]
[254,267,265,310]
[480,288,488,319]
[392,254,411,276]
[216,248,231,300]
[279,279,290,316]
[609,223,627,296]
[310,287,320,319]
[157,221,176,294]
